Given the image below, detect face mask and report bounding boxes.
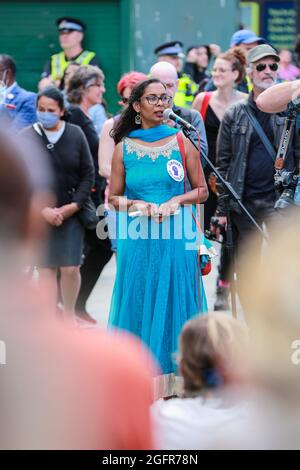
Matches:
[37,111,60,129]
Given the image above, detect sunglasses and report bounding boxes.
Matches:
[59,29,76,35]
[255,63,278,72]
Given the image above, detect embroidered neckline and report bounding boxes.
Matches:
[124,136,178,162]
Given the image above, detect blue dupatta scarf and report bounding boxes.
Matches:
[128,124,179,142]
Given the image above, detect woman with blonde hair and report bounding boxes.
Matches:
[152,313,248,449]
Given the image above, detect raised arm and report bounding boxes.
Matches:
[256,80,300,113]
[98,118,115,179]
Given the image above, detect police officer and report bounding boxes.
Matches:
[154,41,198,109]
[39,17,100,90]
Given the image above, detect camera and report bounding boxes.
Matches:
[205,216,225,243]
[274,169,298,210]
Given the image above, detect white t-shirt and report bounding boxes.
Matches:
[33,121,66,144]
[44,122,66,144]
[151,395,248,450]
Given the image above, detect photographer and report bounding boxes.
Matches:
[212,45,300,311]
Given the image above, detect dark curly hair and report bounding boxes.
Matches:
[111,78,166,144]
[36,86,65,110]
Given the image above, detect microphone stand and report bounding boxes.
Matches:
[181,125,268,319]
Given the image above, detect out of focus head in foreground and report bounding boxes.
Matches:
[0,130,51,269]
[240,210,300,401]
[0,133,156,450]
[229,210,300,449]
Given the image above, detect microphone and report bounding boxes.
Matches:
[163,108,196,131]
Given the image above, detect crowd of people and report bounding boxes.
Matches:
[1,15,300,449]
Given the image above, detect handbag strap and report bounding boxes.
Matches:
[244,106,277,162]
[34,123,72,191]
[176,132,187,193]
[200,91,213,120]
[35,123,65,169]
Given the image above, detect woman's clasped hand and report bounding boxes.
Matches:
[129,197,180,222]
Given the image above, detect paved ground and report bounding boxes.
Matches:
[85,242,244,326]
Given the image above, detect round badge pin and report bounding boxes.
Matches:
[167,160,184,182]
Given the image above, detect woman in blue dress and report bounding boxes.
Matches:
[108,79,208,398]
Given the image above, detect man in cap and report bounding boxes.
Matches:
[230,29,266,94]
[230,29,265,52]
[212,44,300,313]
[39,17,99,90]
[154,41,198,108]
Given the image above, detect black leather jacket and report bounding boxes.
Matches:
[215,96,300,215]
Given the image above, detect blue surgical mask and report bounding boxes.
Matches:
[37,111,60,129]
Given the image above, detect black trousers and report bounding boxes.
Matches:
[231,196,276,258]
[75,227,113,313]
[203,173,230,285]
[230,195,276,312]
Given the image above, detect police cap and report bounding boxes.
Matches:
[154,41,184,58]
[56,17,86,33]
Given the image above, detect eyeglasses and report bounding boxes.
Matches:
[142,94,171,105]
[87,82,104,89]
[255,63,278,72]
[212,67,232,74]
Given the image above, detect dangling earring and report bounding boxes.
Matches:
[135,113,141,125]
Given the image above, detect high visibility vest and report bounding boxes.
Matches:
[50,50,96,81]
[173,73,198,109]
[246,75,253,93]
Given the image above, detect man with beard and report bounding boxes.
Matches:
[212,45,300,311]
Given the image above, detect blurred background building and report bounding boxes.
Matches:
[0,0,299,113]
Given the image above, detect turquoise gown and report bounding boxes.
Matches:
[108,130,208,397]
